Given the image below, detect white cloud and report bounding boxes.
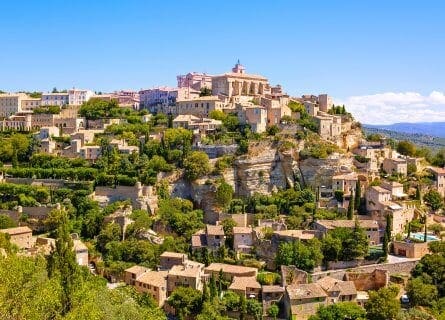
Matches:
[335,91,445,124]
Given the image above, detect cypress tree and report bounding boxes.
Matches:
[383,214,392,259]
[347,191,354,220]
[355,180,361,212]
[415,185,421,202]
[424,220,428,243]
[46,208,80,315]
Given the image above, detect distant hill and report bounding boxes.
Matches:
[363,126,445,151]
[364,122,445,138]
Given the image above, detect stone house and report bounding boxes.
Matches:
[313,219,381,245]
[272,230,316,243]
[285,283,328,320]
[191,225,225,252]
[366,185,415,236]
[392,241,431,259]
[262,285,285,314]
[428,166,445,197]
[204,263,258,281]
[124,266,168,307]
[166,260,205,295]
[0,226,33,249]
[233,226,254,253]
[228,276,262,299]
[159,251,188,270]
[316,276,357,304]
[331,172,358,197]
[383,158,407,176]
[133,270,168,307]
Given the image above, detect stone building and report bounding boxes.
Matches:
[0,93,28,118]
[428,166,445,197]
[383,158,407,176]
[228,276,262,298]
[204,263,258,281]
[191,225,225,252]
[0,226,33,249]
[41,92,69,106]
[166,260,205,295]
[314,219,381,245]
[177,72,213,91]
[392,241,431,259]
[285,283,327,320]
[233,226,254,253]
[316,276,357,304]
[211,62,270,99]
[173,96,225,117]
[159,251,188,270]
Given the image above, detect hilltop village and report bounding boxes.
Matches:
[1,63,445,320]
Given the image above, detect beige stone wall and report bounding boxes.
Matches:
[393,241,430,259]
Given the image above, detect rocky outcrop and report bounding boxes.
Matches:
[233,142,289,197]
[298,155,355,188]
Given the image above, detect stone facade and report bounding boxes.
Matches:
[211,62,270,98]
[392,241,431,259]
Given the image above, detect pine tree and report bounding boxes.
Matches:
[347,191,354,220]
[46,208,80,315]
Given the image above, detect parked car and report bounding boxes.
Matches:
[400,294,410,304]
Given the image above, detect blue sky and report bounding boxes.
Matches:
[1,1,444,123]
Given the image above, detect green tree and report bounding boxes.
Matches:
[309,302,366,320]
[423,190,443,211]
[383,214,392,259]
[215,181,234,210]
[183,151,211,181]
[365,285,401,320]
[46,208,80,315]
[276,239,323,272]
[0,214,17,229]
[347,191,354,220]
[355,180,362,211]
[406,277,438,307]
[397,140,416,156]
[221,218,236,250]
[246,299,263,320]
[168,287,203,320]
[222,290,240,311]
[267,303,280,319]
[199,87,212,97]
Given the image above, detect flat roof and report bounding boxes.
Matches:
[0,226,32,235]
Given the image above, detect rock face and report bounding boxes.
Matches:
[298,155,355,188]
[233,142,291,197]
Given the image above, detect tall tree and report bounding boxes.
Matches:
[347,191,354,220]
[46,208,80,315]
[383,214,392,259]
[365,285,401,320]
[355,180,361,210]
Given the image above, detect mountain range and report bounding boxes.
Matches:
[364,122,445,138]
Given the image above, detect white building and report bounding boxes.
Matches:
[139,86,200,112]
[41,92,69,106]
[0,93,27,118]
[68,89,94,106]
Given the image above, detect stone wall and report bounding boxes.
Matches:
[94,183,157,212]
[311,260,419,282]
[345,269,389,291]
[194,144,238,159]
[5,177,65,187]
